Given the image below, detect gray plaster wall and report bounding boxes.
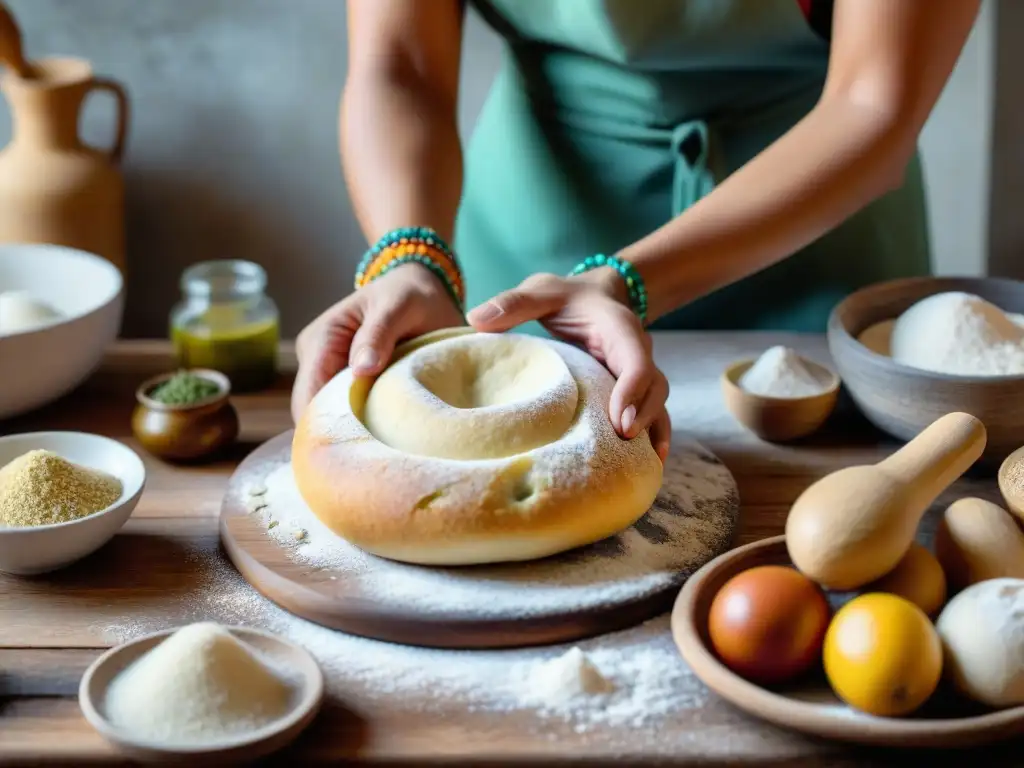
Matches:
[0,0,1006,337]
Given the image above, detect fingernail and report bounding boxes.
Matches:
[657,445,669,463]
[472,302,503,324]
[621,405,637,435]
[352,347,379,371]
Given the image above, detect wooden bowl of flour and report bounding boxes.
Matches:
[721,357,839,442]
[827,276,1024,468]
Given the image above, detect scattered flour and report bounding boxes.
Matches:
[95,544,710,735]
[104,622,296,744]
[738,346,832,398]
[246,436,738,622]
[858,291,1024,376]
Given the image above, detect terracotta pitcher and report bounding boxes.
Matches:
[0,57,129,273]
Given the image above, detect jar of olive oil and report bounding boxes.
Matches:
[170,260,280,392]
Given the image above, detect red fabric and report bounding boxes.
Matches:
[796,0,812,16]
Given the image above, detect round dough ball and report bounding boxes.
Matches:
[936,578,1024,708]
[292,328,664,566]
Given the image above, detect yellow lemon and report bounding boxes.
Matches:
[823,593,942,717]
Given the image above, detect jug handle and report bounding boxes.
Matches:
[86,77,130,164]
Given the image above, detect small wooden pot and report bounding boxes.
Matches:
[131,369,239,462]
[721,359,840,442]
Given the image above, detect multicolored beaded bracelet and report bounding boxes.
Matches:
[568,253,648,325]
[355,227,465,310]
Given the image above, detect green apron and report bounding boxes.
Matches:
[455,0,930,332]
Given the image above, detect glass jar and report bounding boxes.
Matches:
[169,260,280,393]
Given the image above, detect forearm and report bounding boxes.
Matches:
[618,97,915,321]
[341,72,464,245]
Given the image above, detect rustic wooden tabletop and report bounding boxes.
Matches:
[0,332,1019,767]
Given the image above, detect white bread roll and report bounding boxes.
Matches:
[292,328,663,565]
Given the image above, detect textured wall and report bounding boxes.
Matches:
[0,0,998,337]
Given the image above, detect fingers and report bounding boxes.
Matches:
[348,295,420,376]
[605,317,654,436]
[649,409,672,464]
[467,273,567,332]
[633,369,670,436]
[291,320,353,424]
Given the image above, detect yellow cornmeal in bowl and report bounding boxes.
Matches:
[0,449,123,527]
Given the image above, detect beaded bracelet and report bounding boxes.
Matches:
[569,253,648,325]
[355,227,465,310]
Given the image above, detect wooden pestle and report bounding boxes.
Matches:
[785,412,986,590]
[0,2,33,79]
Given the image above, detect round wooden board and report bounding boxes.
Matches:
[221,431,739,650]
[672,535,1024,749]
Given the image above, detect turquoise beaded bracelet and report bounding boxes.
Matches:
[569,254,648,324]
[355,226,465,310]
[355,226,461,280]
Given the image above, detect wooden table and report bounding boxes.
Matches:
[0,332,1020,767]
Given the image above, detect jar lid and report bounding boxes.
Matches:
[181,260,266,301]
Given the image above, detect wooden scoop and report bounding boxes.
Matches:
[0,2,33,78]
[785,411,986,590]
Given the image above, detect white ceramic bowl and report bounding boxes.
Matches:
[0,432,146,575]
[0,244,124,420]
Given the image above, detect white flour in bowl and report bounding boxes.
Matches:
[858,291,1024,376]
[738,346,832,398]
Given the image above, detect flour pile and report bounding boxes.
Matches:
[97,545,712,737]
[738,345,831,398]
[104,622,295,744]
[858,292,1024,376]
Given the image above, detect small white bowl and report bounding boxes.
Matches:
[0,432,146,575]
[0,244,124,420]
[79,625,324,764]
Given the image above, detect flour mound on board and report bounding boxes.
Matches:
[738,345,829,398]
[104,622,294,744]
[884,292,1024,376]
[521,647,616,703]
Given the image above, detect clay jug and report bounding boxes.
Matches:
[0,57,129,272]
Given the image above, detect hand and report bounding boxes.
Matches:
[291,263,465,423]
[466,270,671,462]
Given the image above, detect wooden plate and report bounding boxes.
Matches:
[671,535,1024,748]
[79,625,324,764]
[220,431,739,650]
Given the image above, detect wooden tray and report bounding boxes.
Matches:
[671,535,1024,748]
[221,431,739,650]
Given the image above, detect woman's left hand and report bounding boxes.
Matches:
[466,271,671,462]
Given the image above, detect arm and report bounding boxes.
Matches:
[343,0,465,244]
[615,0,981,321]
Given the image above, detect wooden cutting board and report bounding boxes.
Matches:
[220,431,739,650]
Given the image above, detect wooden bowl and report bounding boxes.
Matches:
[671,535,1024,748]
[721,358,839,442]
[131,369,239,462]
[828,276,1024,467]
[79,625,323,764]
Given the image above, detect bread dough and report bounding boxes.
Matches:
[292,329,664,566]
[936,578,1024,708]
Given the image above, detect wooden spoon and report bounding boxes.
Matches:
[0,2,33,78]
[785,411,986,590]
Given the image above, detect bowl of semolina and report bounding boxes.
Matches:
[0,431,146,575]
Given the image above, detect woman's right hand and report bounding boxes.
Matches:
[291,264,465,423]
